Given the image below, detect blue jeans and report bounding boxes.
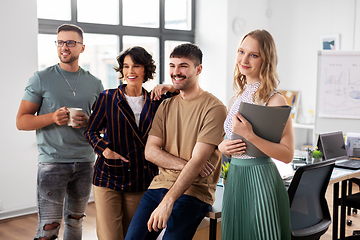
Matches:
[125,188,211,240]
[34,162,93,240]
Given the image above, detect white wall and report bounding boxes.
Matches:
[198,0,360,120]
[196,0,270,108]
[1,0,360,219]
[195,0,229,105]
[270,0,360,122]
[0,0,39,219]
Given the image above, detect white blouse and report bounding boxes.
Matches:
[125,94,144,127]
[223,81,261,159]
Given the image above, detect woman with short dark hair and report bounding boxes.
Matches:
[85,46,177,240]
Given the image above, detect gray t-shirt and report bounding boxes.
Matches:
[23,64,104,163]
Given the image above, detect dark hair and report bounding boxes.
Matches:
[114,46,156,83]
[57,24,84,41]
[170,43,203,66]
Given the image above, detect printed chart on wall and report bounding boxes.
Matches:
[318,51,360,119]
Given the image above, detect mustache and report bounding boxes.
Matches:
[171,74,186,79]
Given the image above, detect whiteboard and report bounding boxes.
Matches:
[315,51,360,134]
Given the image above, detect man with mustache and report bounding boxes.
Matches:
[16,24,104,240]
[125,43,227,240]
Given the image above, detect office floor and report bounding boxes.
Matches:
[0,201,220,240]
[1,185,360,240]
[323,184,360,239]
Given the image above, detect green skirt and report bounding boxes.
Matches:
[221,157,291,240]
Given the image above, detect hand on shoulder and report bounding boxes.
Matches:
[151,84,175,100]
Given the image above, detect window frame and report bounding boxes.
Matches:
[38,0,195,84]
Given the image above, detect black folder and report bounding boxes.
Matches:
[231,102,291,157]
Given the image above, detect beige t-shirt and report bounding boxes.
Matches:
[148,92,227,205]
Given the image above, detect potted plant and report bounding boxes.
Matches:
[311,150,323,163]
[221,162,230,185]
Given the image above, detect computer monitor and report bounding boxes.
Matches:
[317,131,348,161]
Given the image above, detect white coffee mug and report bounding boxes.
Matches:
[67,108,83,127]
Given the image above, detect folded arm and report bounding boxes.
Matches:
[145,135,215,176]
[231,93,294,163]
[145,135,187,171]
[145,138,216,231]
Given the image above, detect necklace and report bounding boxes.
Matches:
[60,69,80,96]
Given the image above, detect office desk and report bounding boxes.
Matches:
[329,167,360,240]
[206,167,360,240]
[206,185,223,240]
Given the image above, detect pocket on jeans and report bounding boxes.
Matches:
[37,163,67,203]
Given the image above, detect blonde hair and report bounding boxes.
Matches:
[233,29,279,104]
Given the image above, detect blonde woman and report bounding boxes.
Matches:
[219,29,294,240]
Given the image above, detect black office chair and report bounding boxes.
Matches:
[340,178,360,237]
[347,178,360,216]
[287,160,335,240]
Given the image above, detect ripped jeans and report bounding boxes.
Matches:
[34,162,93,240]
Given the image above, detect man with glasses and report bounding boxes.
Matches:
[16,24,104,240]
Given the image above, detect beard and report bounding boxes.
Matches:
[59,52,79,64]
[171,74,192,90]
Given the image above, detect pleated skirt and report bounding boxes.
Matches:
[221,157,291,240]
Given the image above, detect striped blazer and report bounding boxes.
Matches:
[84,84,177,192]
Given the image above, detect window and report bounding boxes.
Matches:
[80,34,119,89]
[37,0,71,21]
[77,0,119,25]
[165,0,192,30]
[122,0,159,28]
[37,0,195,90]
[38,34,59,70]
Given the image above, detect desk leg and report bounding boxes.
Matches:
[340,180,348,240]
[209,219,217,240]
[348,181,353,216]
[333,182,339,240]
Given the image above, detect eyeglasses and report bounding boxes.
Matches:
[55,40,83,47]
